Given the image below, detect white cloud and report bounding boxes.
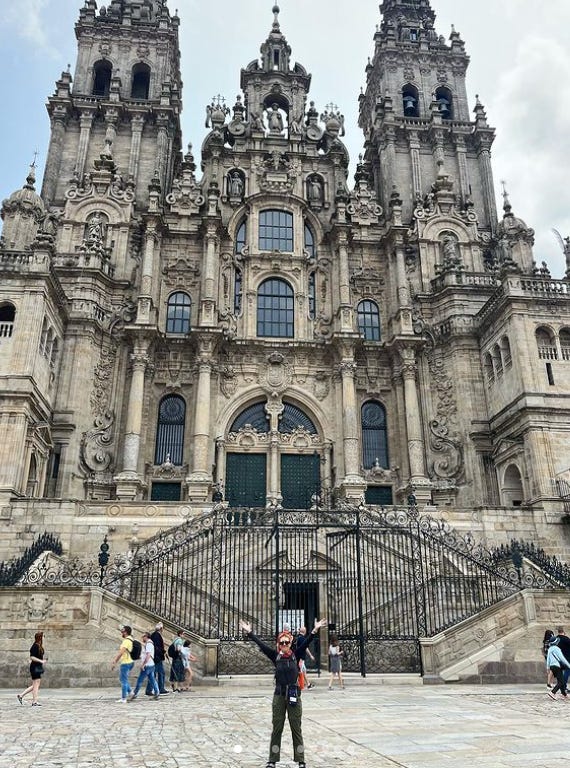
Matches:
[0,0,57,56]
[491,36,570,276]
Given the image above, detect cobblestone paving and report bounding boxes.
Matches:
[1,685,568,768]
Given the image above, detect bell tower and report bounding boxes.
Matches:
[359,0,498,231]
[41,0,182,209]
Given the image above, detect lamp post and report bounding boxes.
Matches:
[98,534,110,587]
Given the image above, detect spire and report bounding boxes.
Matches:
[272,4,281,32]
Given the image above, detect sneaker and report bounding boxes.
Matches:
[159,691,169,695]
[17,695,23,706]
[547,691,557,700]
[117,698,127,703]
[265,763,276,768]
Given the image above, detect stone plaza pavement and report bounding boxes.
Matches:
[1,681,569,768]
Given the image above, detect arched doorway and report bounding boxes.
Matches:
[222,398,324,509]
[502,464,524,507]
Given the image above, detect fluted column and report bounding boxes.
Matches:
[408,130,422,199]
[477,140,499,231]
[200,222,219,326]
[395,245,411,308]
[76,109,95,182]
[122,351,149,474]
[187,339,215,502]
[339,360,366,498]
[41,106,67,205]
[156,112,170,189]
[399,348,428,488]
[128,114,145,183]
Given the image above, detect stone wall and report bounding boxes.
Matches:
[420,589,566,684]
[0,586,219,689]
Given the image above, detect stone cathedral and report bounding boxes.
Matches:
[1,0,570,562]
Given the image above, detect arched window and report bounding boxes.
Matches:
[435,87,453,120]
[236,221,247,253]
[362,401,389,469]
[500,336,512,369]
[154,395,186,466]
[257,278,294,338]
[26,454,38,497]
[259,210,293,251]
[230,401,269,433]
[166,292,191,334]
[304,224,316,259]
[279,402,318,434]
[131,63,151,99]
[492,343,503,377]
[503,464,524,508]
[560,328,570,361]
[0,303,16,339]
[357,300,381,341]
[402,84,419,117]
[536,327,557,360]
[92,60,112,97]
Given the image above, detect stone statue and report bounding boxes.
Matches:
[267,103,284,134]
[308,176,323,204]
[87,212,105,243]
[250,111,264,132]
[289,112,304,134]
[442,235,458,263]
[229,172,244,198]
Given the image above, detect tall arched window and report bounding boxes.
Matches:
[154,395,186,466]
[0,303,16,339]
[279,403,318,434]
[166,292,191,334]
[92,60,112,97]
[536,327,557,360]
[259,210,294,251]
[257,278,294,338]
[560,328,570,361]
[304,224,316,259]
[131,63,151,99]
[357,300,381,341]
[402,84,419,117]
[362,401,389,469]
[230,401,270,433]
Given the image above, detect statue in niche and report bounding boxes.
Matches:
[250,111,265,132]
[307,176,323,206]
[228,171,244,199]
[86,212,106,244]
[267,103,285,134]
[442,235,458,262]
[289,112,304,135]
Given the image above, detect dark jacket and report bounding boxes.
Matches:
[150,630,165,663]
[247,630,317,695]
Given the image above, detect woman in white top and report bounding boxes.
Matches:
[328,636,344,690]
[180,639,197,691]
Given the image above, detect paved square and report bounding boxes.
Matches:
[1,683,568,768]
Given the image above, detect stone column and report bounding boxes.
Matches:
[339,360,366,499]
[41,106,67,205]
[137,222,159,324]
[395,245,411,308]
[200,223,219,326]
[114,348,149,499]
[156,112,170,190]
[268,434,281,508]
[399,348,430,500]
[454,135,470,202]
[337,232,353,333]
[128,114,145,183]
[408,131,422,199]
[476,139,499,231]
[215,439,226,488]
[76,109,95,182]
[187,339,215,502]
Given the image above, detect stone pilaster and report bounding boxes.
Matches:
[399,348,431,502]
[186,338,215,502]
[114,348,149,499]
[338,360,366,499]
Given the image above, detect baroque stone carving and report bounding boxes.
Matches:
[259,353,293,394]
[80,411,115,474]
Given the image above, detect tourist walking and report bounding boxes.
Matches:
[129,632,160,701]
[111,625,135,703]
[546,637,570,700]
[180,639,198,690]
[146,622,168,695]
[168,629,186,692]
[240,616,327,768]
[17,631,47,707]
[542,629,555,687]
[554,626,570,686]
[328,635,344,690]
[296,626,316,689]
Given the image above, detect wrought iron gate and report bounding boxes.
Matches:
[104,504,536,677]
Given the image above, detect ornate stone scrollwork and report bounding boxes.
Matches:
[259,352,293,394]
[80,411,115,474]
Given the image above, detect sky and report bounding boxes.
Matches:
[1,0,569,277]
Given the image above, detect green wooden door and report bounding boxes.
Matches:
[226,453,267,507]
[281,454,320,510]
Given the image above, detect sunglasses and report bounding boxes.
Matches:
[279,640,291,646]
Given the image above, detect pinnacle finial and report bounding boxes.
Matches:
[501,180,512,215]
[272,4,280,29]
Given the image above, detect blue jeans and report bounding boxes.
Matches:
[134,666,159,696]
[146,660,166,694]
[119,662,134,700]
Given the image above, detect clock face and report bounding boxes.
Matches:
[306,124,323,142]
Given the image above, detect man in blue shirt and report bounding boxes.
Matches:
[546,637,570,700]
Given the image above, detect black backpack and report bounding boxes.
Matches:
[130,639,142,661]
[275,652,298,687]
[167,642,178,659]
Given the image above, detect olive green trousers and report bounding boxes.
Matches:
[269,693,304,764]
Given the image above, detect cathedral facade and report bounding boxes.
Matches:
[1,0,570,561]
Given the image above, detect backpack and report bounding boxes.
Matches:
[274,652,299,688]
[167,642,178,660]
[130,639,142,661]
